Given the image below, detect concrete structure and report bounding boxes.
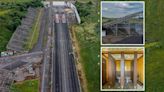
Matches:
[102,48,144,90]
[103,11,143,36]
[43,1,81,24]
[102,11,143,44]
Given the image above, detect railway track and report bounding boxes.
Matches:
[51,6,80,92]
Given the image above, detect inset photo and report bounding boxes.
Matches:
[101,1,145,45]
[101,47,145,91]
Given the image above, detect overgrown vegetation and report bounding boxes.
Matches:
[74,1,100,92]
[10,79,39,92]
[0,0,43,51]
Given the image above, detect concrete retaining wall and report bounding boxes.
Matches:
[67,2,81,24]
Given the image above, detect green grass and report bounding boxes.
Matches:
[145,0,164,91]
[0,9,11,16]
[75,1,100,92]
[10,79,39,92]
[0,0,32,3]
[74,24,100,92]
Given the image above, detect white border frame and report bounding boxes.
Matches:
[100,47,145,91]
[100,1,145,46]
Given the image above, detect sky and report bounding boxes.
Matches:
[102,2,143,18]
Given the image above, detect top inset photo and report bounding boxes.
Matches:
[101,1,145,45]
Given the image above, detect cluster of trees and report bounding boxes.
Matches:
[75,1,93,23]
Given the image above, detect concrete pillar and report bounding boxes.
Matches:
[127,23,131,36]
[115,24,118,36]
[120,52,125,88]
[109,53,116,87]
[133,52,138,88]
[106,58,109,82]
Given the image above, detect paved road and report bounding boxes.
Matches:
[52,11,80,92]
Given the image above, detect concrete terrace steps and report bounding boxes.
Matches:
[21,19,34,26]
[7,44,24,52]
[16,30,30,37]
[7,7,39,52]
[12,33,28,40]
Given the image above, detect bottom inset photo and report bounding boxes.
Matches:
[101,47,145,91]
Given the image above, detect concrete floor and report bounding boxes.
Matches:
[103,80,143,89]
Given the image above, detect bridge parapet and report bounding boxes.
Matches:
[103,11,143,28]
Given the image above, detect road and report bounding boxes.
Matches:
[51,7,80,92]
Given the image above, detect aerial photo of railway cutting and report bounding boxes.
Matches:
[101,2,144,44]
[0,0,100,92]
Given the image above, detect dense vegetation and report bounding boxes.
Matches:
[0,0,43,51]
[75,1,100,92]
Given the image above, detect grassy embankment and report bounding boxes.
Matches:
[74,1,100,92]
[145,0,164,91]
[10,79,39,92]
